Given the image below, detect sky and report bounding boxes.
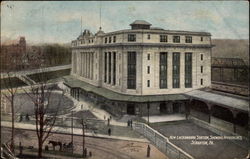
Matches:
[1,1,249,44]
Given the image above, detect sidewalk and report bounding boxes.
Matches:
[62,93,127,127]
[142,114,186,123]
[1,121,149,143]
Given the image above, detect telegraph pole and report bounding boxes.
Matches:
[71,111,74,154]
[147,102,150,125]
[82,118,85,157]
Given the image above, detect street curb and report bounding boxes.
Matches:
[2,126,149,143]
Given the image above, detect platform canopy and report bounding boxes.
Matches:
[184,90,249,112]
[62,75,188,103]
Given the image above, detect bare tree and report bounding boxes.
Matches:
[23,72,63,158]
[1,73,19,154]
[1,38,36,154]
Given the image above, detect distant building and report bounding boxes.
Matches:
[1,37,48,71]
[1,37,27,71]
[67,20,213,116]
[211,57,249,96]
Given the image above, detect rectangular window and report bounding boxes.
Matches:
[104,52,107,83]
[113,36,116,43]
[201,37,203,41]
[201,78,203,85]
[105,37,107,43]
[109,37,112,43]
[113,52,116,85]
[185,36,192,43]
[201,54,203,61]
[173,36,180,43]
[160,35,168,42]
[159,52,168,88]
[128,34,136,42]
[201,66,203,73]
[185,53,192,88]
[108,52,111,84]
[147,66,150,74]
[147,80,150,87]
[173,52,180,88]
[147,34,150,39]
[147,54,150,60]
[127,52,136,89]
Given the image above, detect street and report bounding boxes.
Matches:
[1,127,168,159]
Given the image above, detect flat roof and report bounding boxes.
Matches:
[184,90,249,112]
[102,29,211,36]
[62,75,188,103]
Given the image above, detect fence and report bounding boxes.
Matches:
[54,116,105,130]
[133,122,194,159]
[2,114,105,133]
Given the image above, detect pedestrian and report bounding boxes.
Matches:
[25,114,30,121]
[84,148,87,157]
[130,120,133,128]
[147,145,151,157]
[19,114,23,122]
[45,145,49,151]
[89,151,92,157]
[108,128,111,136]
[127,120,130,127]
[104,115,106,120]
[19,142,23,155]
[107,118,110,126]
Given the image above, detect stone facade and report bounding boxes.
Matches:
[70,20,213,116]
[71,21,212,96]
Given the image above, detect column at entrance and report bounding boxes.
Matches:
[185,100,191,119]
[232,110,239,133]
[207,103,214,123]
[111,52,114,85]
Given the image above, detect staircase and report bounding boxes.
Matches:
[18,75,36,85]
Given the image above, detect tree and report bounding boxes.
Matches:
[23,72,64,158]
[1,73,18,154]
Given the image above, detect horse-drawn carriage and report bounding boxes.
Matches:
[48,140,74,152]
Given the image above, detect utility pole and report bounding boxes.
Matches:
[99,1,102,30]
[147,102,150,125]
[82,118,85,157]
[71,111,74,154]
[81,16,82,34]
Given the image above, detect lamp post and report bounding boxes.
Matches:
[71,111,74,154]
[81,118,86,157]
[147,102,150,125]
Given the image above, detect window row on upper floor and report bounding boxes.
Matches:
[127,34,204,43]
[102,33,208,44]
[72,33,209,47]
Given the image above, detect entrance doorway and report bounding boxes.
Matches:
[173,103,181,113]
[160,102,167,113]
[127,104,135,115]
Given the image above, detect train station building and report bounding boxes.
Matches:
[63,20,249,137]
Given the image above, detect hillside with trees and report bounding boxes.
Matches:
[212,39,249,65]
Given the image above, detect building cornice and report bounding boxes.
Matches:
[98,29,211,37]
[72,43,214,50]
